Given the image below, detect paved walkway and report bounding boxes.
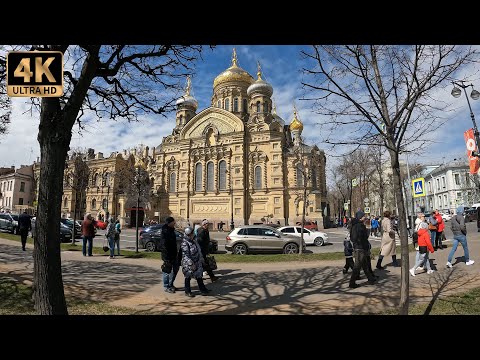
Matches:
[0,230,479,314]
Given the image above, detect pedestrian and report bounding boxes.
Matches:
[18,210,31,251]
[343,233,354,274]
[196,219,219,282]
[160,216,181,293]
[371,217,379,237]
[114,219,121,256]
[365,216,371,237]
[427,212,438,250]
[413,213,427,271]
[181,227,211,297]
[409,222,435,276]
[434,210,444,249]
[446,207,475,268]
[349,210,377,288]
[376,210,399,269]
[81,213,95,257]
[105,217,116,259]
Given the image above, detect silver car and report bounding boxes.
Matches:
[225,225,305,255]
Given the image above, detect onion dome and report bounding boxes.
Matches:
[213,48,254,88]
[247,61,273,97]
[289,107,303,132]
[176,76,198,110]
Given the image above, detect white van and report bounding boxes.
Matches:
[470,203,480,211]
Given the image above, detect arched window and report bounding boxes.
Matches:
[263,102,268,113]
[169,172,176,193]
[311,168,317,188]
[225,98,230,111]
[195,163,202,192]
[93,173,98,186]
[233,98,238,112]
[219,160,227,190]
[254,166,262,189]
[179,115,183,125]
[296,164,304,187]
[102,198,107,209]
[217,100,221,108]
[256,101,260,113]
[104,172,110,186]
[207,162,214,191]
[63,197,68,208]
[243,99,248,113]
[91,198,96,209]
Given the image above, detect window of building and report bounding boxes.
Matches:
[311,168,317,188]
[235,156,240,162]
[195,163,202,191]
[102,198,107,209]
[180,209,185,216]
[219,160,227,190]
[274,178,279,184]
[274,197,280,204]
[436,179,440,191]
[442,176,446,188]
[254,166,262,189]
[235,145,241,151]
[104,172,110,187]
[273,166,279,172]
[297,164,304,187]
[181,183,185,189]
[443,194,447,207]
[235,208,241,215]
[256,101,260,113]
[182,162,186,168]
[454,173,460,186]
[63,197,68,208]
[310,207,314,213]
[91,199,96,209]
[235,198,241,205]
[235,179,240,186]
[428,181,431,192]
[19,198,24,205]
[263,102,268,113]
[180,200,186,206]
[466,173,470,185]
[457,192,462,198]
[206,162,214,191]
[438,195,442,208]
[169,172,176,193]
[225,98,230,111]
[273,143,278,149]
[243,99,248,113]
[274,207,281,215]
[234,98,238,112]
[20,182,25,192]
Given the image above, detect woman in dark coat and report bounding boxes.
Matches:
[181,227,211,297]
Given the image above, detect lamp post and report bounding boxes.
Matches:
[451,81,480,155]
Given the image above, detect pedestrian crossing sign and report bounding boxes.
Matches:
[412,177,426,198]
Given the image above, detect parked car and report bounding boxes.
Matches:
[295,221,318,231]
[31,217,73,243]
[0,213,19,234]
[139,228,219,253]
[225,225,306,255]
[140,223,163,236]
[465,209,478,223]
[278,226,329,246]
[440,212,452,222]
[60,218,82,238]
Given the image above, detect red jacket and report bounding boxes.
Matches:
[434,213,444,232]
[417,228,434,253]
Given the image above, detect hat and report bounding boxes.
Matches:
[202,219,209,226]
[355,210,365,219]
[456,206,464,216]
[184,227,193,235]
[165,216,175,224]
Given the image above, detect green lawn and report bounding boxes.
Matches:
[0,277,143,315]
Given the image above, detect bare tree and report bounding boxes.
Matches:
[302,45,477,314]
[0,45,203,314]
[0,48,11,137]
[64,150,90,244]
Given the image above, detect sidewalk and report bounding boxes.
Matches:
[0,233,479,314]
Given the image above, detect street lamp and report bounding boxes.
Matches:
[451,81,480,156]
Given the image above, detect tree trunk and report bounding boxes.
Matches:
[34,98,70,315]
[388,147,410,315]
[71,194,76,244]
[135,195,140,253]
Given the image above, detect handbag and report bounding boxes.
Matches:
[161,261,173,273]
[206,255,217,270]
[102,237,109,252]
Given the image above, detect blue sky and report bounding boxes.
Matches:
[1,45,479,183]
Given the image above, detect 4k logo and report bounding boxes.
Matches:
[7,51,63,97]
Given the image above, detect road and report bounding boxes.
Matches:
[75,220,478,254]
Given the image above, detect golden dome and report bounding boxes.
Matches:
[289,108,304,132]
[213,48,254,88]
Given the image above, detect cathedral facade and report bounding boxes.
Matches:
[33,49,328,229]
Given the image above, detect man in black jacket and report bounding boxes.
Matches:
[349,210,376,288]
[196,219,218,282]
[160,217,180,293]
[18,211,31,251]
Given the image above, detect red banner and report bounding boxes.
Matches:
[464,128,480,174]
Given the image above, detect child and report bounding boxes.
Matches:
[343,234,354,274]
[409,222,435,276]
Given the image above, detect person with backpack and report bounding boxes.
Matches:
[427,213,438,250]
[447,207,475,268]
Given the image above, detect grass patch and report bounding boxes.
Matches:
[383,287,480,315]
[0,277,144,315]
